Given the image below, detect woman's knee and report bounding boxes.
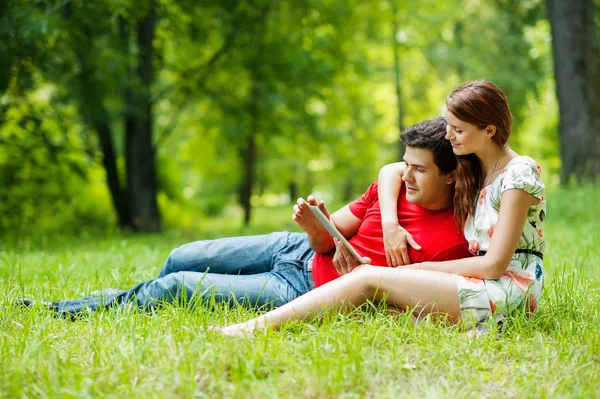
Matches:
[347,265,380,296]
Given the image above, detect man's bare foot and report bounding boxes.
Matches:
[292,195,331,237]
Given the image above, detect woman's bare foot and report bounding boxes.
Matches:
[208,323,258,337]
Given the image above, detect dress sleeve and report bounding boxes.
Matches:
[501,158,545,200]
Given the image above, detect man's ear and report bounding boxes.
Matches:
[485,125,497,138]
[446,170,457,184]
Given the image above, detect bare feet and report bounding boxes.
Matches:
[292,195,331,237]
[207,323,257,337]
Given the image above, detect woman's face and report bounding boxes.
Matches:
[444,110,489,156]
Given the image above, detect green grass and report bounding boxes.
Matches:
[1,189,600,398]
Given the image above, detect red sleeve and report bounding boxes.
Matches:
[348,182,378,219]
[431,243,473,262]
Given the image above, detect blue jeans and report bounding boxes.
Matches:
[55,232,316,315]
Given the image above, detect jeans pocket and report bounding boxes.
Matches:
[274,259,310,296]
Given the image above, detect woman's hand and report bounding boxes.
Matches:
[332,238,371,275]
[382,221,421,266]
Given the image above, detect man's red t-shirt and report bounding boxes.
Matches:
[311,182,471,287]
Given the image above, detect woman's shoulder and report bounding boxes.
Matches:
[505,155,543,174]
[500,155,545,198]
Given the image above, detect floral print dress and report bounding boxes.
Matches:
[456,156,546,331]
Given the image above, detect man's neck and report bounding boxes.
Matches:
[418,190,454,211]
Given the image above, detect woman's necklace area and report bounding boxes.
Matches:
[481,145,507,189]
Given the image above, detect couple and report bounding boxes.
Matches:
[26,80,546,334]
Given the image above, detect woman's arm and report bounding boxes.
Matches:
[415,189,535,279]
[378,162,404,223]
[378,162,421,266]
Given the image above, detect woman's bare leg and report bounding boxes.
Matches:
[217,265,461,336]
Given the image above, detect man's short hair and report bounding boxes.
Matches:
[400,116,456,174]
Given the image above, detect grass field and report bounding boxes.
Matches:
[1,185,599,398]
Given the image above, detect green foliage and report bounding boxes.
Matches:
[1,0,568,232]
[0,84,113,235]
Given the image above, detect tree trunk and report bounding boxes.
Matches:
[95,120,130,227]
[546,0,600,182]
[66,5,131,228]
[391,0,406,160]
[238,73,263,226]
[288,163,299,203]
[65,2,161,231]
[289,181,298,203]
[240,132,257,226]
[454,20,466,80]
[126,0,161,231]
[342,176,353,202]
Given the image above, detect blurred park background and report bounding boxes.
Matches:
[1,0,599,240]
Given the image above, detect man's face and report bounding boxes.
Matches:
[402,146,455,210]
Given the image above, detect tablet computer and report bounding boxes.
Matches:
[308,205,364,262]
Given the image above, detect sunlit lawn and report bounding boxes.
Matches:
[1,186,599,398]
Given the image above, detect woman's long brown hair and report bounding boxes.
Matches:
[446,80,513,231]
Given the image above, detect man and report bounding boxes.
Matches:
[22,117,470,315]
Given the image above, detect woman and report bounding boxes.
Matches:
[214,80,546,335]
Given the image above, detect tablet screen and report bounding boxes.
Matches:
[308,205,363,262]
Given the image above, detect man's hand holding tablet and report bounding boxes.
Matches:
[332,237,372,275]
[293,196,370,275]
[307,205,364,262]
[307,205,371,275]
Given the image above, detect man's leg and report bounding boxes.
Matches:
[270,232,316,297]
[53,232,316,314]
[157,232,289,277]
[55,270,302,315]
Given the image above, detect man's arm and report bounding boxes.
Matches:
[330,205,362,238]
[293,196,362,254]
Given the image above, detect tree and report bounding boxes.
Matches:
[0,0,165,231]
[546,0,600,182]
[1,0,561,234]
[390,0,406,160]
[179,0,378,225]
[60,0,161,231]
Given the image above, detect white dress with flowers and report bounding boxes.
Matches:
[456,156,546,331]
